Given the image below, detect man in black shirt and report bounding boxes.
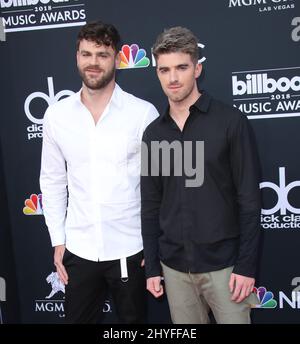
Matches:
[141,26,261,323]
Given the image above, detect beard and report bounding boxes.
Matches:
[78,64,115,90]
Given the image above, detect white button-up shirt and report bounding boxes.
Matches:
[40,84,159,261]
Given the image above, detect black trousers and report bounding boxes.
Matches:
[63,249,147,324]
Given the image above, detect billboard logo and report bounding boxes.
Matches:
[233,74,300,95]
[252,286,277,308]
[118,44,150,69]
[23,193,43,215]
[24,77,74,140]
[0,0,86,33]
[232,67,300,119]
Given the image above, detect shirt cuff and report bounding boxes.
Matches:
[49,230,66,247]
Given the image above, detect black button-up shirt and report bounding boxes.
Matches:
[141,92,261,278]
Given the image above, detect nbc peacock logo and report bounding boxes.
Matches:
[23,194,43,215]
[118,44,150,69]
[252,286,277,309]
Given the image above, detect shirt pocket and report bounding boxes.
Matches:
[110,135,140,166]
[98,134,128,166]
[96,134,141,182]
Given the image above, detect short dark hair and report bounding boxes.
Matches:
[76,21,121,53]
[152,26,199,64]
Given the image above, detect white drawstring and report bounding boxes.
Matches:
[120,257,128,282]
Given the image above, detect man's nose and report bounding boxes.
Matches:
[90,54,99,66]
[169,69,178,83]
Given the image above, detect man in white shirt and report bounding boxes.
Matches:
[40,21,159,323]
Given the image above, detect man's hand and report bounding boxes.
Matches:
[54,245,68,285]
[229,273,255,303]
[147,276,164,298]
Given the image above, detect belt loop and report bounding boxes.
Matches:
[120,257,128,282]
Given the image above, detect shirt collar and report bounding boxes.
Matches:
[110,83,124,110]
[75,83,124,110]
[160,91,211,122]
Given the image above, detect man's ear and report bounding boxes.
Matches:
[115,51,121,69]
[195,63,202,79]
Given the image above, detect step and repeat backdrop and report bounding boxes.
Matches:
[0,0,299,324]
